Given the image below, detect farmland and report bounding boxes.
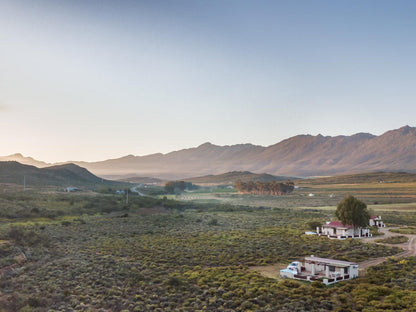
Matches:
[175,177,416,211]
[1,179,416,311]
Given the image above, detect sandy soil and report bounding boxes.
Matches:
[248,263,287,279]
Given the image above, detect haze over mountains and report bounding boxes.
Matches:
[2,126,416,179]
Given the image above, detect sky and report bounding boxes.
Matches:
[1,0,415,162]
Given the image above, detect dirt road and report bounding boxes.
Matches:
[251,227,416,279]
[359,227,416,274]
[251,228,416,279]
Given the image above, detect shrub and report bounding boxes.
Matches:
[208,218,218,226]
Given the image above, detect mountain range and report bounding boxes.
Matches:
[2,125,416,179]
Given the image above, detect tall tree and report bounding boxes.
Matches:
[335,195,370,228]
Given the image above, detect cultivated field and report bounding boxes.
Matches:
[177,181,416,211]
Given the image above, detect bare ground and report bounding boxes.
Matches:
[248,263,287,279]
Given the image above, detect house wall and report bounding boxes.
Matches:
[321,227,335,236]
[305,262,326,274]
[349,265,359,278]
[369,217,385,227]
[346,228,355,236]
[321,226,351,237]
[319,226,370,238]
[305,262,358,278]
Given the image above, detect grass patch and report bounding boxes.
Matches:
[390,226,416,234]
[375,235,409,244]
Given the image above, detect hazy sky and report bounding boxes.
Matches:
[1,0,415,162]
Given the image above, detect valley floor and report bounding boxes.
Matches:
[1,191,416,310]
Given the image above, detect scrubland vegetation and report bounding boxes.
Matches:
[1,180,416,311]
[374,235,409,244]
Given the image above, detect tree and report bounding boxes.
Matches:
[164,181,198,194]
[335,195,370,229]
[234,180,294,195]
[164,181,176,194]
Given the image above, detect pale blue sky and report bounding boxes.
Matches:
[0,0,415,162]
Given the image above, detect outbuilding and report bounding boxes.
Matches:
[369,216,385,227]
[280,255,359,285]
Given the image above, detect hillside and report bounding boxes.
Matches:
[115,175,163,184]
[184,171,296,185]
[75,125,416,179]
[299,171,416,185]
[0,153,49,167]
[2,125,416,179]
[71,143,266,179]
[0,161,125,189]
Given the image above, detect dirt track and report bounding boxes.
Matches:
[251,227,416,279]
[359,227,416,274]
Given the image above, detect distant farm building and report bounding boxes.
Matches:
[369,216,385,227]
[316,221,371,239]
[280,256,359,285]
[64,187,79,192]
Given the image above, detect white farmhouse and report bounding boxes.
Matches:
[316,221,371,239]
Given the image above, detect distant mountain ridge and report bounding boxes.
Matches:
[0,153,50,168]
[2,126,416,179]
[0,161,123,188]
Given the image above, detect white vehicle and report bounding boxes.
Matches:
[287,261,302,273]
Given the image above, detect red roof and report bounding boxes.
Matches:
[370,216,378,220]
[324,221,353,229]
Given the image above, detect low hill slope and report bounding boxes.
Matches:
[184,171,297,185]
[116,176,163,184]
[0,161,124,188]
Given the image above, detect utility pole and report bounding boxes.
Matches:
[23,175,26,191]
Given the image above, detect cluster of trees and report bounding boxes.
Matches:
[164,180,199,194]
[234,180,295,195]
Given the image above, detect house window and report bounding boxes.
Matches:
[344,267,349,274]
[329,266,335,272]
